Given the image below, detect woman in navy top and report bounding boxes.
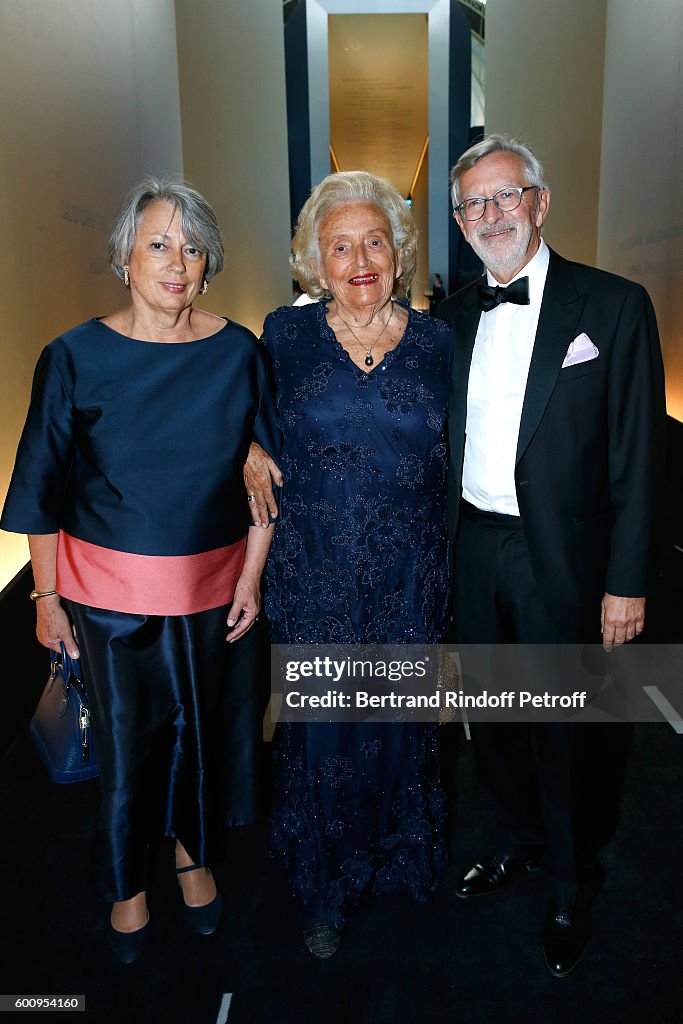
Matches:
[1,178,279,963]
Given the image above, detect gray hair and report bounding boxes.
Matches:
[450,134,549,208]
[290,171,417,299]
[108,176,224,282]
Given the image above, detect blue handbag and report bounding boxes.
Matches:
[30,643,99,783]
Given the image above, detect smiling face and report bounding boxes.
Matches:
[127,200,207,316]
[316,201,400,315]
[454,152,550,283]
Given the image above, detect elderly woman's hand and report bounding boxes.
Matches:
[244,442,283,528]
[36,596,80,659]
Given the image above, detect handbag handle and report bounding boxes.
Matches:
[51,642,83,686]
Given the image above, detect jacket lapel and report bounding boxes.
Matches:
[516,250,587,464]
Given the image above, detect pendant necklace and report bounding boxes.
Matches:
[338,302,394,366]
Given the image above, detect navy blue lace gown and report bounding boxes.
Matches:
[263,301,453,929]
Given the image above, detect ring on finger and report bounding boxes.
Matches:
[247,494,256,502]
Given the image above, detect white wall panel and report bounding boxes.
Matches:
[175,0,292,336]
[484,0,607,266]
[598,0,683,419]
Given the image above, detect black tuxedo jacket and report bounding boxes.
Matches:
[438,248,666,642]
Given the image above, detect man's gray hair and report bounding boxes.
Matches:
[290,170,417,299]
[450,134,549,208]
[108,176,224,282]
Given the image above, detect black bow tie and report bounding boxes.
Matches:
[477,276,530,312]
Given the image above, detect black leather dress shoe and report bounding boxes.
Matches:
[455,850,542,899]
[543,903,591,977]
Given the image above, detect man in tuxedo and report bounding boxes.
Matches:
[438,135,665,976]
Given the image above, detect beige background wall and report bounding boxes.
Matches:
[174,0,292,337]
[597,0,683,420]
[0,0,184,583]
[484,0,608,267]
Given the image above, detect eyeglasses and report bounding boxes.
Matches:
[455,186,540,221]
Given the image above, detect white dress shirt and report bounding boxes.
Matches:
[462,239,550,515]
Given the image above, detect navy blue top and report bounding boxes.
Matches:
[263,301,453,644]
[1,317,279,556]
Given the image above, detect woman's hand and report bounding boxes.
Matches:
[36,595,79,658]
[225,571,261,644]
[225,522,274,644]
[243,442,283,528]
[28,533,79,657]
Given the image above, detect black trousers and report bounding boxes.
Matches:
[455,501,595,905]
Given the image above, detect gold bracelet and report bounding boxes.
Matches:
[29,589,58,601]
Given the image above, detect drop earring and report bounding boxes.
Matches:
[200,280,208,295]
[123,267,130,288]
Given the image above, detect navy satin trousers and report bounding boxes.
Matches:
[66,600,268,901]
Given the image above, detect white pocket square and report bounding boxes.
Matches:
[562,333,599,368]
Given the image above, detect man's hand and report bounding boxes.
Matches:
[244,442,283,528]
[601,593,646,651]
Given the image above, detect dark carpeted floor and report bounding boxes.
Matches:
[0,715,681,1024]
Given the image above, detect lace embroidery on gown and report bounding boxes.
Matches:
[264,301,453,927]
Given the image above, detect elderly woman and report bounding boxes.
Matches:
[254,171,452,957]
[1,178,278,963]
